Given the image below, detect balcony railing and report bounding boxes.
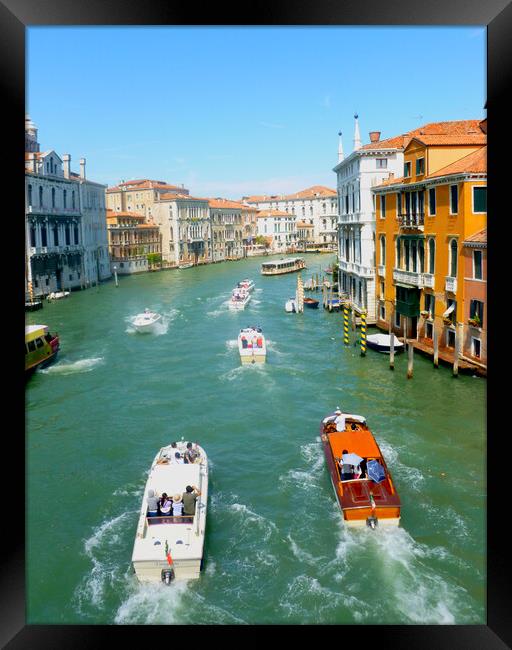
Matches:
[445,276,457,293]
[398,212,424,228]
[423,273,435,288]
[30,244,83,255]
[393,268,424,287]
[377,264,386,277]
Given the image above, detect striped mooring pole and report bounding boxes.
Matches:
[343,304,350,345]
[360,311,367,356]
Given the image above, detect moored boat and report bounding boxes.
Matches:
[178,262,194,269]
[366,333,404,354]
[285,298,296,313]
[25,324,60,375]
[238,326,266,364]
[229,287,251,310]
[47,291,70,301]
[132,308,162,333]
[132,440,208,584]
[320,409,401,528]
[25,300,43,312]
[261,257,306,276]
[303,297,319,309]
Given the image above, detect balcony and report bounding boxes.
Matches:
[393,268,424,288]
[377,264,386,277]
[398,212,424,230]
[445,276,457,293]
[423,273,434,288]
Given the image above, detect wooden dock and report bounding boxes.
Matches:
[409,339,485,376]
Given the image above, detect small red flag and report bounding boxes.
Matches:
[167,550,173,566]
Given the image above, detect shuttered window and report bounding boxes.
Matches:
[473,187,486,213]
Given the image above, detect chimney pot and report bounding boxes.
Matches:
[369,131,381,143]
[79,158,86,180]
[63,154,71,179]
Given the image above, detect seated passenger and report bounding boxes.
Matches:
[257,336,263,348]
[172,494,184,517]
[184,442,199,464]
[339,449,354,481]
[147,489,159,517]
[173,451,184,464]
[241,335,248,349]
[159,493,172,516]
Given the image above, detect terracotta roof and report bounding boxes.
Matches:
[463,228,487,246]
[107,180,185,192]
[256,209,291,218]
[208,198,245,210]
[411,134,486,146]
[296,221,314,228]
[360,119,485,151]
[244,185,336,202]
[106,209,145,219]
[158,193,207,202]
[428,146,486,177]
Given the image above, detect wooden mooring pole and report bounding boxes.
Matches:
[453,324,461,377]
[407,338,414,379]
[433,326,439,368]
[389,315,395,370]
[360,311,367,356]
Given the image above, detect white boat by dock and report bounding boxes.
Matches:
[132,309,162,333]
[47,291,70,301]
[238,326,266,364]
[132,440,208,584]
[285,298,296,313]
[178,262,194,269]
[228,287,251,310]
[366,333,404,354]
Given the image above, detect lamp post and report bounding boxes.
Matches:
[113,265,118,287]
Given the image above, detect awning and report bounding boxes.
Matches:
[443,303,455,317]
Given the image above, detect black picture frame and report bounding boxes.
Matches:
[3,0,509,646]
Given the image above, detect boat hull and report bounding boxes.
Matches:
[240,352,266,364]
[303,300,319,309]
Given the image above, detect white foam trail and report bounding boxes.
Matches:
[40,357,104,375]
[229,503,278,543]
[115,580,190,624]
[225,339,238,350]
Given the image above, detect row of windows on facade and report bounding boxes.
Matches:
[379,186,486,218]
[378,236,483,280]
[30,224,80,248]
[28,185,76,210]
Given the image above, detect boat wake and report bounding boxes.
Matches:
[125,309,178,335]
[40,357,105,375]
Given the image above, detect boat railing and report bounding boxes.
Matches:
[147,515,194,525]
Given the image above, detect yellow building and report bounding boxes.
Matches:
[106,179,188,221]
[373,120,486,362]
[106,210,162,274]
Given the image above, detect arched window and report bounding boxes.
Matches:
[404,240,410,270]
[39,186,43,207]
[53,225,59,246]
[418,240,425,273]
[28,184,32,206]
[450,239,458,277]
[30,225,36,247]
[380,235,386,265]
[63,190,67,208]
[396,237,401,268]
[428,238,435,274]
[74,226,79,244]
[72,191,75,209]
[51,188,56,208]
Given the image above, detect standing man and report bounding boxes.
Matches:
[182,485,201,516]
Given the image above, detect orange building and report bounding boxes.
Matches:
[461,228,486,369]
[373,120,486,369]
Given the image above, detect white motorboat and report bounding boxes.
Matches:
[178,263,194,269]
[238,326,266,364]
[228,287,251,310]
[47,291,70,300]
[132,440,208,584]
[366,333,404,354]
[237,279,255,292]
[132,308,162,333]
[285,299,296,313]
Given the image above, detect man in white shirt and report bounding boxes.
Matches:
[334,408,346,432]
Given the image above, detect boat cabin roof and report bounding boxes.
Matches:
[25,325,48,342]
[261,257,304,267]
[328,428,381,460]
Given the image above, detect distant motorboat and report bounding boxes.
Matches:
[238,326,266,364]
[303,297,319,309]
[178,262,194,269]
[237,279,255,292]
[285,299,296,313]
[366,333,404,354]
[229,287,251,310]
[47,291,70,301]
[133,309,162,333]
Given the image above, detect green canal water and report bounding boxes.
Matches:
[26,254,486,625]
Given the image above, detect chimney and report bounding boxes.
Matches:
[63,154,71,179]
[80,157,86,180]
[369,131,381,143]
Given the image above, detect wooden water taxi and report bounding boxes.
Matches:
[303,297,319,309]
[25,324,60,376]
[320,409,401,528]
[132,440,208,584]
[261,257,306,276]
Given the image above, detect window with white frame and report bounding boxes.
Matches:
[416,158,425,175]
[376,158,387,169]
[472,337,481,358]
[450,185,458,214]
[404,161,411,178]
[473,250,483,279]
[380,235,386,265]
[394,311,401,328]
[380,194,386,218]
[428,187,436,216]
[473,186,486,213]
[380,304,386,320]
[449,239,458,277]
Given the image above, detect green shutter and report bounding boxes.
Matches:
[473,187,486,213]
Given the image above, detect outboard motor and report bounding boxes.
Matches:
[366,516,378,530]
[161,568,175,585]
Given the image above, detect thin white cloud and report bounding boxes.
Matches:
[259,121,284,129]
[322,95,331,109]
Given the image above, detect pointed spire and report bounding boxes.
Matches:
[353,113,362,151]
[338,131,344,163]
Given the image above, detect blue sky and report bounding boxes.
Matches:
[27,26,486,199]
